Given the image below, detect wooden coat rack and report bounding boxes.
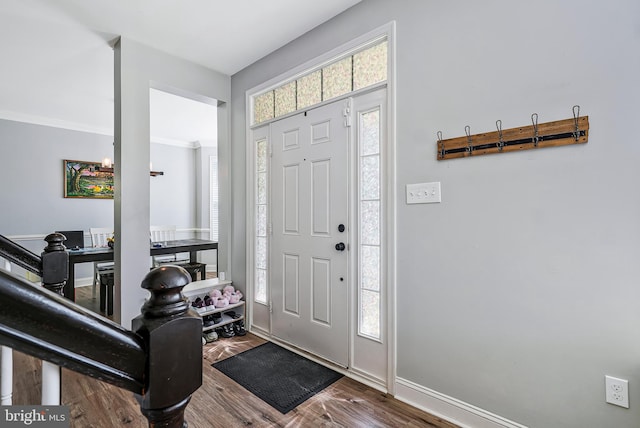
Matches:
[436,106,589,160]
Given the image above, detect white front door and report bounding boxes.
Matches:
[270,99,349,367]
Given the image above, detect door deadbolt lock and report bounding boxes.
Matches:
[335,242,346,251]
[338,224,345,233]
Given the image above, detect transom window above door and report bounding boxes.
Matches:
[252,39,387,125]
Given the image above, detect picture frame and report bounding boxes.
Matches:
[64,159,114,199]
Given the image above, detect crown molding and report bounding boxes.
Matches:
[150,136,198,148]
[0,110,197,149]
[0,110,113,137]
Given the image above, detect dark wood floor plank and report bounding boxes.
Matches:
[11,285,459,427]
[12,350,42,405]
[11,332,458,428]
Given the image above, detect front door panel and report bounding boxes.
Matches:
[270,99,349,367]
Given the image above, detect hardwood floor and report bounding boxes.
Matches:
[34,283,460,427]
[74,285,113,321]
[11,333,459,428]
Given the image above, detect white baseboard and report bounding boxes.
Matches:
[73,277,94,288]
[5,234,48,242]
[248,327,524,427]
[395,378,528,428]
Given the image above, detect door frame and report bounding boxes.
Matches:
[245,21,397,393]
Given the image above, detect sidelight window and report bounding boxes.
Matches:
[254,138,268,304]
[358,108,381,340]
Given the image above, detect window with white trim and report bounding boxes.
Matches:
[358,107,382,340]
[252,40,387,125]
[250,35,389,327]
[254,138,268,304]
[209,154,219,243]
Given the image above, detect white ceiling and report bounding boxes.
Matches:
[0,0,361,145]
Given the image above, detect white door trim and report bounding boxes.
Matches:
[245,20,397,394]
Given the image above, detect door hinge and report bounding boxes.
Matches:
[269,301,273,313]
[268,223,273,236]
[343,99,352,128]
[268,141,273,157]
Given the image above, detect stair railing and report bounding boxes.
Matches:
[0,233,68,406]
[1,257,12,405]
[0,234,42,276]
[0,233,202,427]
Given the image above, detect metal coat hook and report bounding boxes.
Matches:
[436,105,588,160]
[531,113,539,147]
[572,105,581,141]
[437,131,445,158]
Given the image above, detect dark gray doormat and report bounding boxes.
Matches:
[212,341,343,414]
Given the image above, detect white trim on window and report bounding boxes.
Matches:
[209,154,219,242]
[245,20,397,394]
[247,22,395,128]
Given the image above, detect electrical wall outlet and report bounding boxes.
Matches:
[605,375,629,408]
[406,182,441,204]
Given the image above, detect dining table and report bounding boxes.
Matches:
[65,239,218,301]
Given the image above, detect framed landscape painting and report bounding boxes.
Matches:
[64,160,114,199]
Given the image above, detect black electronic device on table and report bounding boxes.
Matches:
[55,230,84,251]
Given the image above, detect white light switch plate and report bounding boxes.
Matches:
[406,182,441,204]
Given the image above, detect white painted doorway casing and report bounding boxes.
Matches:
[244,22,396,393]
[350,87,388,384]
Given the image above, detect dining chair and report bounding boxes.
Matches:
[89,227,114,297]
[150,225,189,267]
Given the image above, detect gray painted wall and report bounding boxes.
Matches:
[150,143,196,227]
[0,119,114,236]
[0,118,200,282]
[230,0,640,427]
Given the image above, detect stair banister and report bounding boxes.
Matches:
[0,240,202,427]
[132,266,203,426]
[0,256,12,405]
[0,268,146,392]
[0,234,42,276]
[0,234,73,406]
[40,233,69,404]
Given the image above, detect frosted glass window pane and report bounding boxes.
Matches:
[257,205,267,237]
[360,155,380,200]
[297,71,322,110]
[360,110,380,156]
[256,237,267,269]
[275,81,297,117]
[255,268,267,304]
[361,245,380,291]
[361,201,380,245]
[254,91,274,124]
[360,290,380,338]
[256,139,267,172]
[257,172,267,204]
[353,41,388,91]
[322,57,352,101]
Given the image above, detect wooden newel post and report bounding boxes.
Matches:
[41,233,68,296]
[132,266,203,428]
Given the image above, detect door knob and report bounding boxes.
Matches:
[335,242,346,251]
